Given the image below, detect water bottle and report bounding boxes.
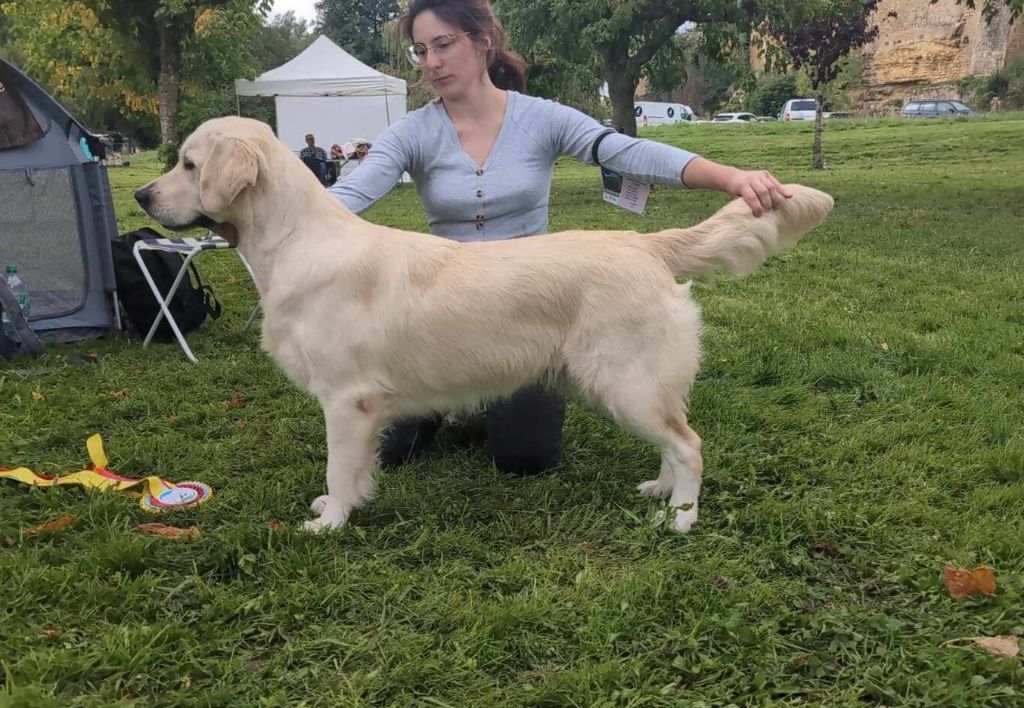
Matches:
[1,263,31,341]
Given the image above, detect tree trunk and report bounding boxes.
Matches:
[157,23,181,146]
[606,56,638,137]
[812,90,824,169]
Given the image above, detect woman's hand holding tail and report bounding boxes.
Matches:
[682,157,794,217]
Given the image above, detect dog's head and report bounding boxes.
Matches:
[134,117,277,244]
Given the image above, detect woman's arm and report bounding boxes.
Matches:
[327,125,413,215]
[546,99,791,216]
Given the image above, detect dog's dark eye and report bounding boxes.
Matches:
[182,158,195,170]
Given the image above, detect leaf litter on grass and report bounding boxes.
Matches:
[943,564,997,598]
[942,636,1020,660]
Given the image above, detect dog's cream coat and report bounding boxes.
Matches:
[136,117,833,533]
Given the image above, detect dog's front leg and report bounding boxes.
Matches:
[304,394,382,533]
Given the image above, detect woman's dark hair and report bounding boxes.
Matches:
[401,0,527,93]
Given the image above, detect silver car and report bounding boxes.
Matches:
[900,100,972,117]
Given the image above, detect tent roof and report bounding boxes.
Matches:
[235,35,406,97]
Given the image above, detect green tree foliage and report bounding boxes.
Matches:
[2,0,279,148]
[748,75,799,117]
[318,0,400,67]
[252,9,316,70]
[495,0,755,136]
[81,0,272,145]
[0,5,22,65]
[761,0,889,168]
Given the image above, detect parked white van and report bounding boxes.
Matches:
[634,101,695,126]
[779,98,818,121]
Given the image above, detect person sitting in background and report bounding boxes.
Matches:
[326,144,346,183]
[300,133,327,161]
[300,133,329,183]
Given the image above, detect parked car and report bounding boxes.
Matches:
[900,99,972,117]
[756,115,778,122]
[712,112,758,123]
[779,98,817,121]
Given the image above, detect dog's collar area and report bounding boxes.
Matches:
[207,220,239,244]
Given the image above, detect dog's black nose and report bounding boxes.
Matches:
[134,187,152,209]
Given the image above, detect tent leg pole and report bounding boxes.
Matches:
[236,94,241,116]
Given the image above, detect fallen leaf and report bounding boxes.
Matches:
[879,342,890,351]
[110,389,130,400]
[135,523,200,540]
[222,392,246,409]
[87,349,99,358]
[235,418,247,429]
[132,366,145,374]
[25,515,77,537]
[944,564,997,598]
[31,390,46,401]
[973,636,1020,659]
[4,537,15,547]
[942,635,1020,660]
[971,565,997,595]
[40,629,59,639]
[268,521,284,531]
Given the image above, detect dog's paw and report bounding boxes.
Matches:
[303,495,347,533]
[638,479,672,499]
[303,517,343,534]
[669,508,698,533]
[310,494,331,515]
[654,504,699,533]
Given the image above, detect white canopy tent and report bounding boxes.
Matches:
[235,35,407,153]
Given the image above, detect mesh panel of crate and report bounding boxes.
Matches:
[0,168,86,319]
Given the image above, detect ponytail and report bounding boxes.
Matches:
[488,48,527,93]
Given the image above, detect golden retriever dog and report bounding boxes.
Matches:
[135,117,833,534]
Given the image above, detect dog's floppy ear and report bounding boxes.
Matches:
[199,135,260,215]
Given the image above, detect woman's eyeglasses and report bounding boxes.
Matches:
[406,32,474,66]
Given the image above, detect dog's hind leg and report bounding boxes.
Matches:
[637,456,674,500]
[587,379,703,533]
[304,393,383,533]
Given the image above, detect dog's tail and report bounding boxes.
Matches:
[644,184,834,278]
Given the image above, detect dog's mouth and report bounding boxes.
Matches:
[189,214,219,231]
[163,214,238,245]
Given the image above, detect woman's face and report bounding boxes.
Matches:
[411,10,489,99]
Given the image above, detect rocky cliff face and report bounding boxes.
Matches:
[748,0,1023,111]
[858,0,1023,108]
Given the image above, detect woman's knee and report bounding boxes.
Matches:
[486,386,566,476]
[378,416,442,467]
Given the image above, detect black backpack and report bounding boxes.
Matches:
[110,228,222,342]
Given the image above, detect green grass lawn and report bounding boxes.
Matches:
[2,114,1023,707]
